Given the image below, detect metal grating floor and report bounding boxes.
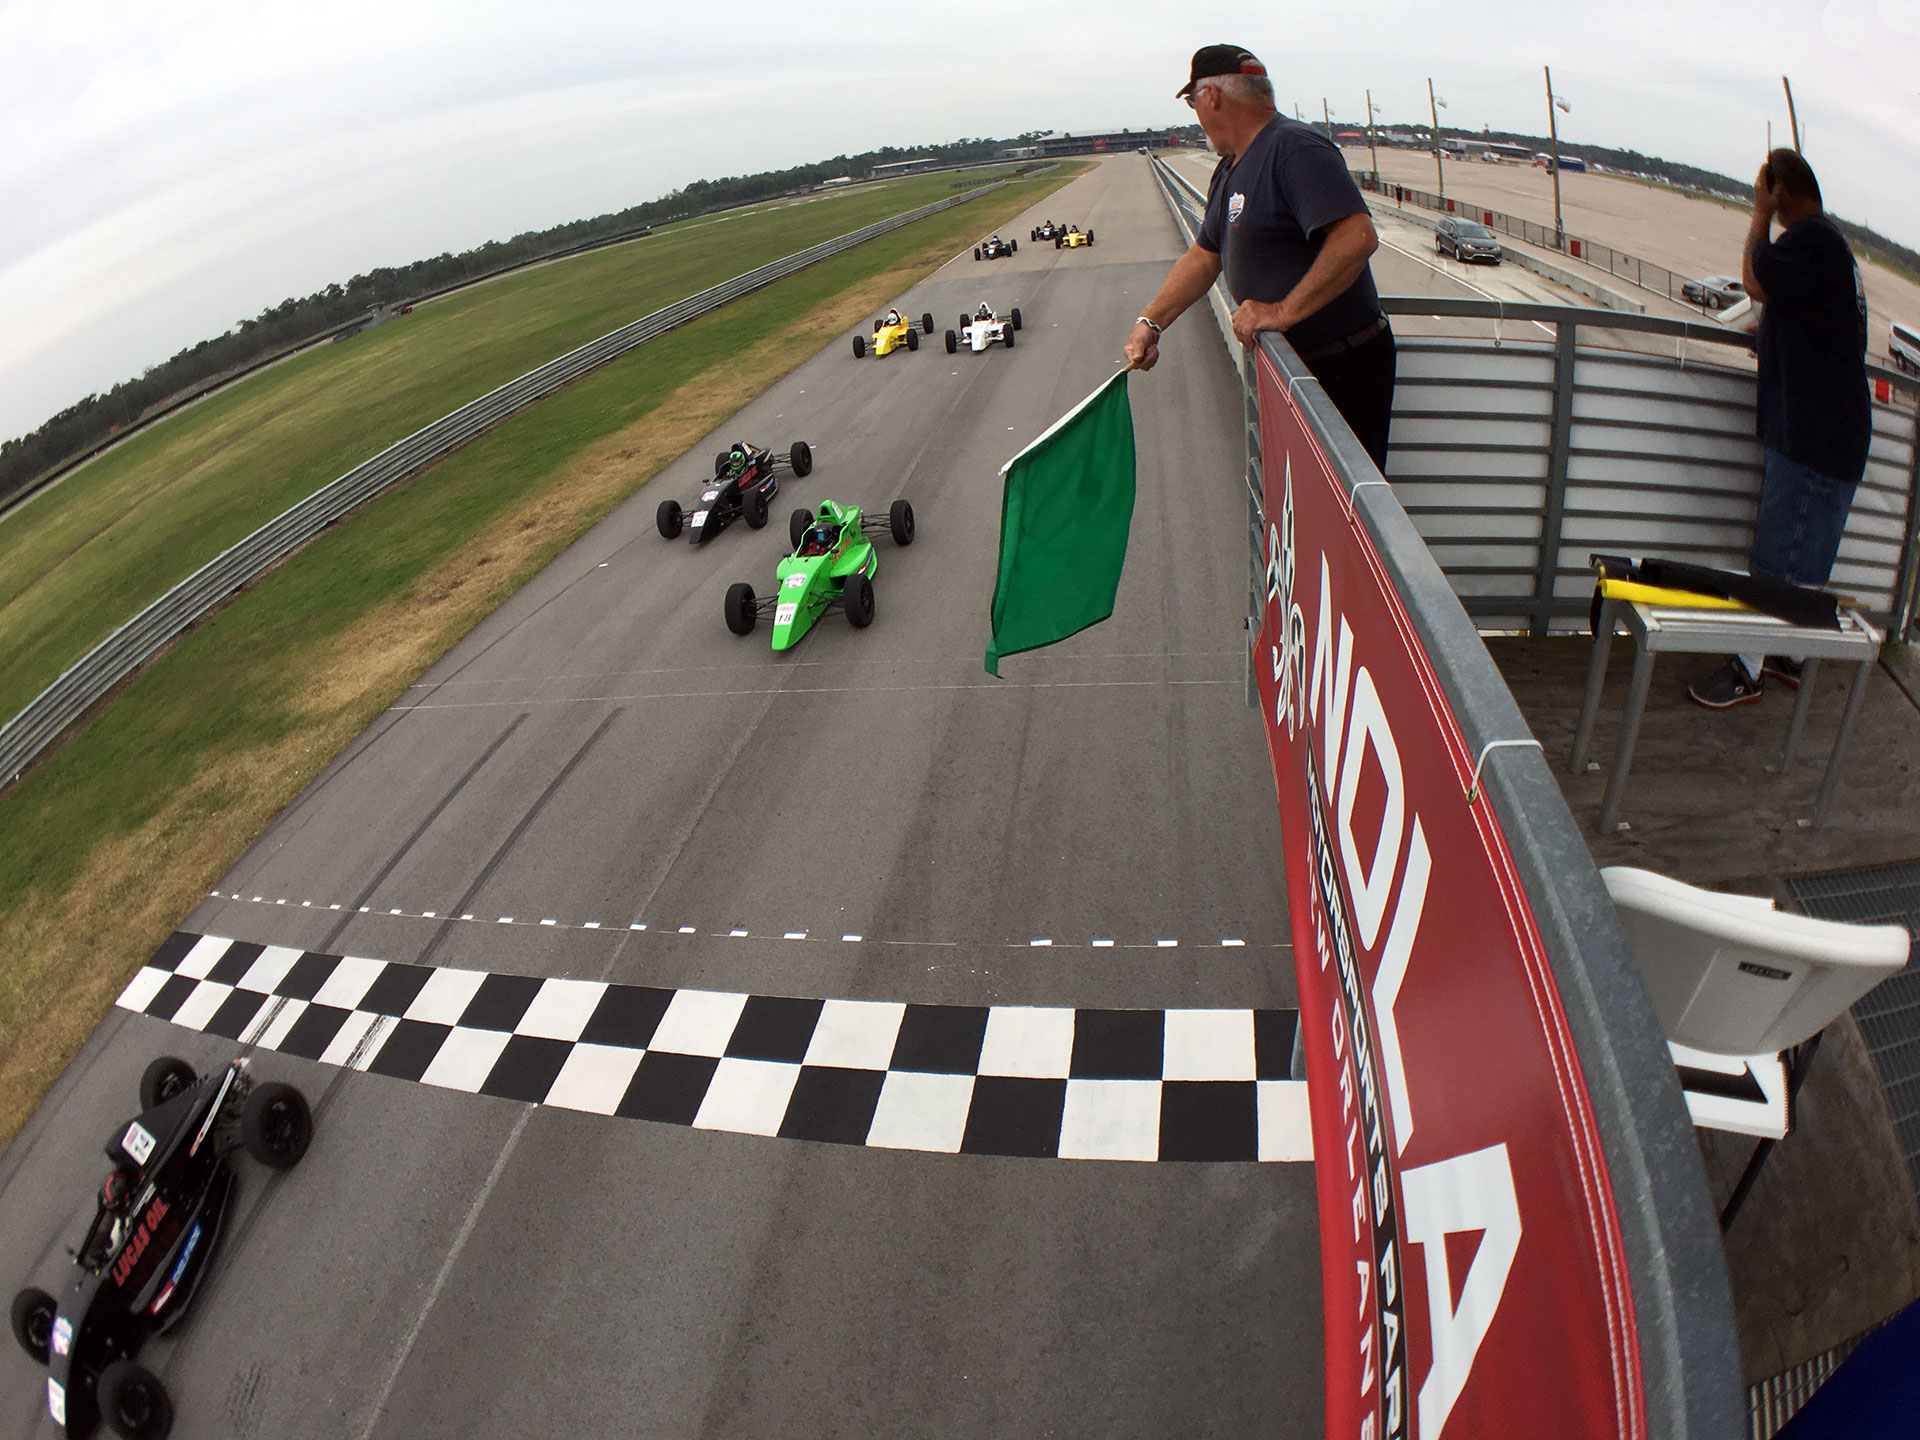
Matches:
[1787,862,1920,1199]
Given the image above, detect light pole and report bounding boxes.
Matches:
[1544,67,1571,250]
[1365,89,1381,187]
[1322,97,1333,147]
[1427,79,1448,200]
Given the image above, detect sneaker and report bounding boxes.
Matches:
[1762,656,1804,691]
[1687,659,1762,709]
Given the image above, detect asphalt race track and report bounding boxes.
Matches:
[0,155,1322,1439]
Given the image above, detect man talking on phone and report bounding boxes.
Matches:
[1689,149,1871,708]
[1122,45,1393,469]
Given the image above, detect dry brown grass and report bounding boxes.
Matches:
[0,193,1058,1146]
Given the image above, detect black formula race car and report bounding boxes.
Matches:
[657,439,814,545]
[1030,220,1064,242]
[974,235,1017,261]
[11,1056,314,1439]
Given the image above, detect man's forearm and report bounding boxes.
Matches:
[1138,244,1223,329]
[1741,211,1772,304]
[1272,215,1377,331]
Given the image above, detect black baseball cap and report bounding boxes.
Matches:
[1176,44,1267,98]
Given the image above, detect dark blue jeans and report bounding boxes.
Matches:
[1751,447,1860,587]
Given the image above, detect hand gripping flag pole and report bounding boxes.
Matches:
[984,368,1137,676]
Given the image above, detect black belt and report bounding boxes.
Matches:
[1295,315,1389,363]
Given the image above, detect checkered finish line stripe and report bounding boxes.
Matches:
[116,934,1312,1164]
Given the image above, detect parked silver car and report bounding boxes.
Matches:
[1681,275,1747,309]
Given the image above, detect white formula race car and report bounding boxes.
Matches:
[945,303,1024,353]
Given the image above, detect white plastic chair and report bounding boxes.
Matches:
[1602,866,1910,1229]
[1602,866,1909,1056]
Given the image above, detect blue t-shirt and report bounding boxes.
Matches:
[1197,116,1382,353]
[1753,214,1870,482]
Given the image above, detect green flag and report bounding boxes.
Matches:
[985,369,1137,676]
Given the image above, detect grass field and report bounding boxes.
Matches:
[0,168,1027,727]
[0,163,1086,1146]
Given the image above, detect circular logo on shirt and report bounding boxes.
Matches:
[1227,191,1246,224]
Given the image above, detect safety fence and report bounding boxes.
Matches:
[1151,157,1920,641]
[1357,172,1710,311]
[1152,147,1753,1440]
[0,180,1012,789]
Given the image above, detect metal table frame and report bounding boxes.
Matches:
[1570,600,1882,832]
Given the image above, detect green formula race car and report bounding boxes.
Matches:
[724,498,916,650]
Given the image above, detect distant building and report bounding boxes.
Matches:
[819,176,854,187]
[1026,128,1181,157]
[869,158,940,180]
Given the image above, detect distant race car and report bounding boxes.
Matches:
[10,1056,314,1440]
[1433,217,1502,264]
[974,235,1018,261]
[1681,275,1747,310]
[1055,225,1095,249]
[946,302,1023,353]
[724,497,916,650]
[852,308,934,358]
[657,439,814,545]
[1030,220,1064,242]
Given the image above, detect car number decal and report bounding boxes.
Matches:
[775,603,798,626]
[51,1317,72,1356]
[47,1379,66,1426]
[690,510,709,527]
[121,1119,157,1165]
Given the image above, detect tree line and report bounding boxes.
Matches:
[0,134,1020,509]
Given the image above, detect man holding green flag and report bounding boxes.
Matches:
[984,368,1137,676]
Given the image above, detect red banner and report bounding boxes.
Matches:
[1251,348,1643,1439]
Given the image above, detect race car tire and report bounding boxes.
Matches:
[744,487,769,529]
[1086,231,1094,244]
[921,312,934,334]
[140,1056,197,1111]
[715,451,730,477]
[242,1081,313,1170]
[788,440,812,477]
[656,499,684,540]
[852,334,866,358]
[905,327,919,351]
[1010,308,1022,330]
[10,1287,56,1364]
[973,248,981,261]
[789,508,814,551]
[98,1359,173,1440]
[945,330,957,354]
[844,572,875,628]
[1055,237,1063,249]
[725,583,758,635]
[1003,326,1015,349]
[890,499,916,546]
[959,313,970,330]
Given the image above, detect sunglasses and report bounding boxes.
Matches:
[1183,82,1220,109]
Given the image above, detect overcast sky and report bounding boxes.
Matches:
[4,0,1916,443]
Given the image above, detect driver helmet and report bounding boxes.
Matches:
[807,522,837,553]
[976,303,993,320]
[101,1168,134,1212]
[884,309,900,325]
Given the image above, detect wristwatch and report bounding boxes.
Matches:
[1134,316,1162,334]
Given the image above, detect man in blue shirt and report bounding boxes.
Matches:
[1690,149,1871,708]
[1122,45,1393,468]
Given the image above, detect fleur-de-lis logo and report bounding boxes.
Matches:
[1266,457,1309,737]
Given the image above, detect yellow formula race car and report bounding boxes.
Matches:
[852,308,935,358]
[1056,225,1096,249]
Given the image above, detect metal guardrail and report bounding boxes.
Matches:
[1147,149,1744,1440]
[0,181,1010,788]
[1149,156,1920,642]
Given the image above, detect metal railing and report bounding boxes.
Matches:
[1361,173,1719,313]
[0,181,1010,788]
[1149,157,1920,642]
